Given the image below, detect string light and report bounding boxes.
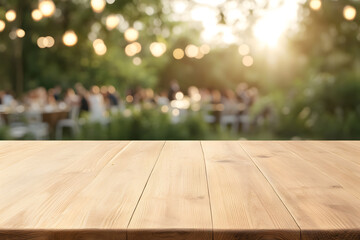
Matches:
[91,0,106,13]
[125,42,141,56]
[124,28,139,42]
[37,36,55,48]
[39,0,56,17]
[0,20,5,32]
[242,56,254,67]
[106,15,119,30]
[149,42,166,57]
[31,9,43,21]
[199,44,210,54]
[238,44,250,56]
[62,30,78,47]
[173,48,184,60]
[309,0,321,11]
[133,57,142,65]
[93,39,107,55]
[5,10,16,22]
[16,29,25,38]
[185,44,198,58]
[343,5,356,21]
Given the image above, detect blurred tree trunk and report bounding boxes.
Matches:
[12,0,24,97]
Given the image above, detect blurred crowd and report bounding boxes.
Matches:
[0,80,261,138]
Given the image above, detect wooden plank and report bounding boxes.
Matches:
[280,141,360,200]
[202,141,300,240]
[314,141,360,166]
[0,142,126,213]
[241,141,360,240]
[128,141,212,240]
[0,141,165,240]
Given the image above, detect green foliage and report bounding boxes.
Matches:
[275,72,360,139]
[0,126,9,140]
[76,107,235,140]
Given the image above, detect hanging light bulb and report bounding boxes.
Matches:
[149,42,166,57]
[16,29,25,38]
[91,0,106,13]
[5,10,16,22]
[62,30,78,47]
[124,28,139,42]
[39,0,56,17]
[309,0,321,11]
[343,5,356,21]
[0,20,5,32]
[106,15,119,30]
[93,39,107,55]
[31,9,43,21]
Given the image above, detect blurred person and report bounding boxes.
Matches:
[107,85,119,107]
[156,90,169,106]
[53,86,62,101]
[88,85,106,122]
[0,90,4,105]
[45,88,58,111]
[2,90,15,106]
[64,88,79,107]
[168,79,180,101]
[75,83,89,114]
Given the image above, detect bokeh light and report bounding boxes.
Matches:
[31,9,43,21]
[91,0,106,13]
[238,44,250,56]
[185,44,199,58]
[173,48,184,60]
[199,44,210,54]
[62,30,78,47]
[309,0,321,11]
[45,36,55,47]
[175,92,184,100]
[16,29,25,38]
[161,105,169,113]
[242,56,254,67]
[124,28,139,42]
[172,109,180,116]
[0,20,5,32]
[37,37,46,48]
[343,5,356,21]
[39,0,56,17]
[93,39,107,55]
[133,57,142,65]
[195,52,204,59]
[125,42,141,56]
[106,15,119,30]
[149,42,166,57]
[5,10,16,22]
[37,36,55,48]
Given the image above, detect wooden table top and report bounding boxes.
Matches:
[1,141,360,240]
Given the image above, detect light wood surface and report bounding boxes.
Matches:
[240,141,360,240]
[1,141,360,240]
[202,141,299,240]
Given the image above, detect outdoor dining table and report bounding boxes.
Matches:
[0,141,360,240]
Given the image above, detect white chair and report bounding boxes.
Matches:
[56,106,80,139]
[220,101,240,133]
[7,113,30,139]
[26,111,49,140]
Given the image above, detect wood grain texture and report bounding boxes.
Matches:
[202,141,300,240]
[0,141,164,240]
[280,141,360,200]
[240,141,360,240]
[128,141,212,240]
[1,141,360,240]
[314,141,360,166]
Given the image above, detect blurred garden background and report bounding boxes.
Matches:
[0,0,360,140]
